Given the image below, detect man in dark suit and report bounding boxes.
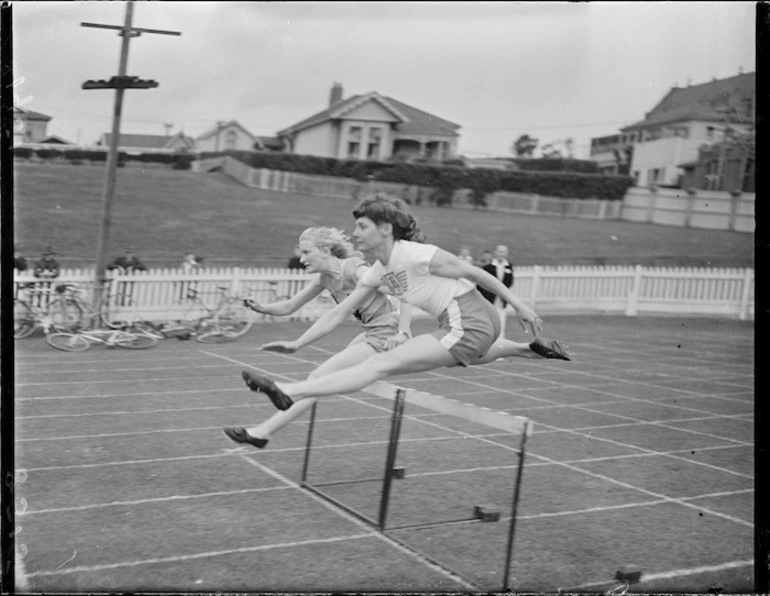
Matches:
[477,244,514,339]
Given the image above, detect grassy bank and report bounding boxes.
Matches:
[13,162,754,269]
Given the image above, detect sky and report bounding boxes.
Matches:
[11,2,756,159]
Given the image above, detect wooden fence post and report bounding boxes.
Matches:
[530,266,542,307]
[625,264,643,316]
[739,267,753,320]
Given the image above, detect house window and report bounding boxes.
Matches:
[224,130,237,150]
[347,126,362,159]
[367,128,381,160]
[706,127,715,139]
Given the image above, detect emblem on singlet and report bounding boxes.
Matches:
[381,270,408,296]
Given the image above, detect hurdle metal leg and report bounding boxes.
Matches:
[300,401,318,483]
[300,389,406,530]
[502,419,531,592]
[377,388,406,530]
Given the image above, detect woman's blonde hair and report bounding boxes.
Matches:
[298,227,355,258]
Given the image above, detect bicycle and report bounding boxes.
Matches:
[55,281,165,339]
[163,285,254,343]
[13,285,84,339]
[46,327,159,352]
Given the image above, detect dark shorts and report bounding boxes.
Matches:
[430,289,501,366]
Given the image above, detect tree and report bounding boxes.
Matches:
[540,142,562,159]
[512,134,538,158]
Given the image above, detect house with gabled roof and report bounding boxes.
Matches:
[276,83,461,162]
[619,70,754,187]
[13,107,52,145]
[195,120,264,153]
[97,131,195,154]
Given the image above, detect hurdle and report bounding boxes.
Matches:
[300,382,533,592]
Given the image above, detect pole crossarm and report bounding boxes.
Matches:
[82,76,159,90]
[81,22,182,36]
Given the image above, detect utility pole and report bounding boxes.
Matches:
[81,1,180,313]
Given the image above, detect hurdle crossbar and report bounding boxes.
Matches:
[300,382,532,592]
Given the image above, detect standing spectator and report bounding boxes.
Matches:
[478,249,493,267]
[477,244,514,339]
[287,245,304,270]
[180,252,202,299]
[33,246,60,307]
[457,245,474,265]
[107,247,146,304]
[13,244,28,272]
[181,252,201,274]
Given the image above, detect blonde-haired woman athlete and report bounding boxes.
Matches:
[224,226,413,449]
[241,194,571,413]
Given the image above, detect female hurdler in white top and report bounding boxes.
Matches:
[224,226,413,449]
[242,194,571,414]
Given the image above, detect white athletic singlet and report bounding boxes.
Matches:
[359,240,474,318]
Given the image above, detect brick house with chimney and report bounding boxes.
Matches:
[276,83,461,162]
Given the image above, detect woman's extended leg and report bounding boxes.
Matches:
[470,337,571,365]
[247,333,457,407]
[242,342,377,441]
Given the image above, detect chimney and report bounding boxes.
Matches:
[739,65,743,75]
[329,82,343,107]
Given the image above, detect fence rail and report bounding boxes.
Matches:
[13,265,755,324]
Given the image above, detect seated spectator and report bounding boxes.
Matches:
[107,247,147,274]
[14,244,27,272]
[107,247,146,304]
[32,246,60,306]
[34,246,60,280]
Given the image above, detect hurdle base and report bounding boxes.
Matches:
[615,566,642,584]
[474,504,501,522]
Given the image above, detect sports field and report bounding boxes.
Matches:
[14,314,754,592]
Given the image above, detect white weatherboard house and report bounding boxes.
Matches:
[623,71,754,187]
[194,120,264,153]
[276,83,461,162]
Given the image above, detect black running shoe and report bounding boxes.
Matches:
[223,427,269,449]
[242,371,295,410]
[529,337,572,361]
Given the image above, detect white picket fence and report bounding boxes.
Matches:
[13,265,755,323]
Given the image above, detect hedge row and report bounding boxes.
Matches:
[14,147,194,169]
[205,151,633,203]
[511,157,599,174]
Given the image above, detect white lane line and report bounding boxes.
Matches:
[18,485,292,516]
[25,533,375,578]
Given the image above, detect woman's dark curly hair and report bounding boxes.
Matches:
[352,193,427,243]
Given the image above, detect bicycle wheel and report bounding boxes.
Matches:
[100,294,146,329]
[14,300,36,339]
[114,332,158,350]
[213,301,254,338]
[46,332,91,352]
[127,322,166,340]
[164,299,209,332]
[47,298,84,332]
